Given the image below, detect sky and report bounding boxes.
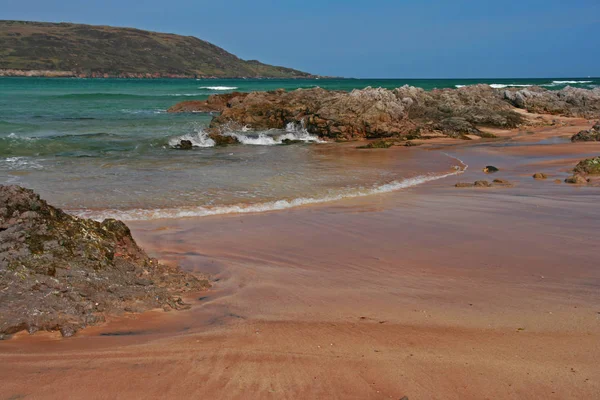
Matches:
[2,0,599,78]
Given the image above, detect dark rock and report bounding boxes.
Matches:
[404,141,418,147]
[0,185,210,338]
[483,166,499,173]
[281,138,303,145]
[455,182,474,188]
[573,156,600,175]
[571,124,600,142]
[178,140,193,150]
[532,173,548,180]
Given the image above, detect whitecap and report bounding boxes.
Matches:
[552,80,593,84]
[199,86,239,91]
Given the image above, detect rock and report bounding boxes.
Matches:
[573,156,600,175]
[554,179,562,184]
[483,166,499,173]
[357,139,395,149]
[209,132,240,146]
[474,180,492,187]
[0,185,210,338]
[455,182,474,188]
[532,173,548,180]
[493,179,511,185]
[167,92,249,113]
[281,138,303,145]
[175,85,527,141]
[168,85,600,142]
[178,140,193,150]
[571,124,600,142]
[404,141,418,147]
[503,87,600,118]
[564,174,589,184]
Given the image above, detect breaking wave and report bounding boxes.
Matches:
[167,121,325,148]
[199,86,239,91]
[71,161,467,221]
[225,122,325,145]
[168,129,216,148]
[551,80,593,84]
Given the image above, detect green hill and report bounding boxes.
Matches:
[0,20,314,78]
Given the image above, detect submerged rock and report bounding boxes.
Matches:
[532,173,548,180]
[0,185,209,338]
[571,123,600,142]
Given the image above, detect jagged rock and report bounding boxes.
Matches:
[167,92,249,113]
[503,87,600,118]
[0,185,209,338]
[533,173,548,180]
[172,85,527,141]
[169,85,600,141]
[573,156,600,175]
[571,122,600,142]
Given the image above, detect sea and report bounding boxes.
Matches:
[1,77,598,220]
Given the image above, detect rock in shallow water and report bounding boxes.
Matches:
[0,185,210,338]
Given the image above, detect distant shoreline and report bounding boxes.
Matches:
[0,69,329,80]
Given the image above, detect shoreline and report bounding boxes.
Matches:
[1,116,600,398]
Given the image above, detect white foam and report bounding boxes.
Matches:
[455,84,533,89]
[168,128,215,148]
[70,159,467,222]
[1,156,44,170]
[225,121,325,145]
[552,80,593,84]
[199,86,239,91]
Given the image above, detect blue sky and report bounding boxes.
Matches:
[2,0,599,78]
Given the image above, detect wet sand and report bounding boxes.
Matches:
[1,118,600,399]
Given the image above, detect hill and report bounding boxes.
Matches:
[0,20,314,78]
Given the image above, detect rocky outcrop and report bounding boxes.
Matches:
[167,92,250,113]
[503,87,600,118]
[201,85,524,141]
[571,122,600,142]
[169,85,600,142]
[0,185,209,339]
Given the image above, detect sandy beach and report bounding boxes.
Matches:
[1,117,599,399]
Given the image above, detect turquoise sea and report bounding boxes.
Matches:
[1,77,598,220]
